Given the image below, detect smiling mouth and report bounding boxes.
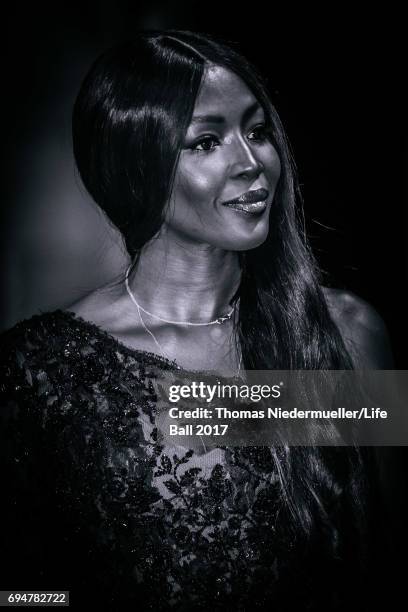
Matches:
[222,187,269,215]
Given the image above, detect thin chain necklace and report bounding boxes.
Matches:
[125,264,237,326]
[124,264,242,374]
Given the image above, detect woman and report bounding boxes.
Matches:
[0,30,393,610]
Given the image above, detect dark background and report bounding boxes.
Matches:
[1,1,407,604]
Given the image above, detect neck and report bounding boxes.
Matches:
[126,231,241,323]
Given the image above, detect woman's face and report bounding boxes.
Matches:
[164,64,282,251]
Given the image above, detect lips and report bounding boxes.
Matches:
[222,187,269,215]
[222,187,269,206]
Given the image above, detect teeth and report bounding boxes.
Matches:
[225,200,267,213]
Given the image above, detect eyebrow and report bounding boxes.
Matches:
[191,101,262,125]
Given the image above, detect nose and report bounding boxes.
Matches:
[230,136,264,180]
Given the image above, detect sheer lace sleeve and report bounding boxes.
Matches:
[0,316,120,602]
[0,318,68,588]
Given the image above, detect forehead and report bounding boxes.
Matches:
[193,64,260,115]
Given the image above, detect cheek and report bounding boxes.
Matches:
[177,159,226,205]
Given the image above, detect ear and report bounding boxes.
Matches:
[322,287,395,369]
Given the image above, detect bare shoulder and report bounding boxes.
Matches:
[321,287,384,328]
[65,282,127,334]
[321,287,395,368]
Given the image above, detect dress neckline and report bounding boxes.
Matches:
[60,309,211,376]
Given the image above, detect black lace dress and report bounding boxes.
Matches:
[0,310,374,610]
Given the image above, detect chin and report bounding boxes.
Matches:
[214,232,269,252]
[225,223,270,251]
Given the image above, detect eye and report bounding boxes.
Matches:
[248,124,270,142]
[191,135,220,153]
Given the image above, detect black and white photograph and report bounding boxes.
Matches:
[1,3,406,610]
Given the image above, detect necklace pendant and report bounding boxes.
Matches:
[216,313,230,324]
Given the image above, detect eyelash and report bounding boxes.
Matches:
[191,125,271,154]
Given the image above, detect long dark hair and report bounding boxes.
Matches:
[72,30,374,578]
